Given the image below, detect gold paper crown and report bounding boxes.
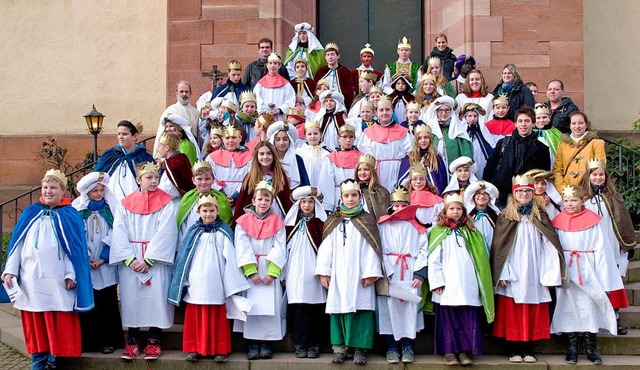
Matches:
[210,126,224,138]
[428,56,441,66]
[377,95,391,106]
[397,36,412,49]
[443,192,464,205]
[293,57,308,66]
[360,101,374,111]
[406,101,420,112]
[257,113,275,128]
[286,107,305,117]
[493,94,509,106]
[360,71,377,82]
[512,174,534,189]
[129,117,144,134]
[255,180,275,194]
[360,43,375,56]
[228,60,242,70]
[197,194,219,208]
[222,125,241,138]
[340,179,360,193]
[192,160,212,174]
[358,153,376,168]
[410,163,427,177]
[421,73,437,84]
[413,124,432,135]
[136,162,158,178]
[316,79,329,89]
[159,132,181,149]
[459,103,486,119]
[267,53,281,63]
[523,169,553,180]
[534,104,551,116]
[240,91,257,106]
[201,101,212,109]
[369,86,383,95]
[304,121,321,130]
[44,168,67,187]
[587,158,606,171]
[390,186,410,203]
[338,123,356,135]
[561,185,579,199]
[325,42,339,52]
[222,100,237,112]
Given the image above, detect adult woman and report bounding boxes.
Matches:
[455,69,493,122]
[424,33,456,82]
[492,64,535,121]
[553,112,605,192]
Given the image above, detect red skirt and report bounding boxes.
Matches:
[493,295,550,341]
[183,303,231,355]
[21,310,81,357]
[608,288,629,309]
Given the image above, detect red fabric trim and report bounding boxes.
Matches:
[21,310,81,357]
[38,198,72,207]
[257,74,289,88]
[327,149,363,169]
[485,119,515,135]
[364,123,408,142]
[183,303,231,355]
[410,190,443,207]
[608,288,629,309]
[552,209,601,232]
[245,138,261,152]
[209,148,253,168]
[377,205,427,233]
[470,91,482,98]
[295,123,305,139]
[493,295,550,341]
[236,211,284,239]
[121,189,172,215]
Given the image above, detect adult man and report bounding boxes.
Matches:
[483,106,551,208]
[381,37,420,94]
[545,80,580,134]
[351,43,383,93]
[254,53,296,121]
[314,43,355,108]
[196,66,228,111]
[428,34,456,81]
[244,38,290,89]
[212,60,251,107]
[159,81,200,138]
[283,22,326,79]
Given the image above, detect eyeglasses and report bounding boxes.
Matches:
[436,108,451,113]
[515,188,534,194]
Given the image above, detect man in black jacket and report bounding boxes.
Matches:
[483,106,551,208]
[545,79,580,134]
[243,38,290,89]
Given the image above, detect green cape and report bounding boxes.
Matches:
[177,188,233,226]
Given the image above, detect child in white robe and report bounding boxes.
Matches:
[443,156,478,193]
[295,121,331,188]
[406,163,443,228]
[463,181,500,254]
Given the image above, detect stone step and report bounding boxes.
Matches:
[54,352,640,370]
[624,261,640,284]
[624,282,640,306]
[619,306,640,328]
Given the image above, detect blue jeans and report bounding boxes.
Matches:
[31,352,55,370]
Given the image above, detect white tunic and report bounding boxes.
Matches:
[284,222,327,304]
[377,220,427,340]
[550,224,619,334]
[233,223,287,340]
[254,81,296,121]
[317,157,356,212]
[81,212,118,290]
[585,195,629,276]
[428,230,482,307]
[295,144,330,188]
[315,219,382,313]
[109,162,139,202]
[473,212,495,255]
[205,153,251,198]
[495,217,561,304]
[4,215,76,312]
[357,127,413,192]
[110,199,178,329]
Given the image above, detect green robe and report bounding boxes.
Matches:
[284,47,326,79]
[434,126,474,166]
[176,188,233,227]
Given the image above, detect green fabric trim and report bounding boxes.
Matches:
[79,206,114,229]
[179,139,198,165]
[267,262,281,277]
[284,48,326,77]
[177,188,233,226]
[124,257,135,267]
[443,81,455,97]
[330,311,376,349]
[144,258,154,267]
[437,128,474,166]
[242,263,258,277]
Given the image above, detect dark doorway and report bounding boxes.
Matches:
[317,0,423,72]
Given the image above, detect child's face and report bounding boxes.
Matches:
[117,126,138,150]
[465,111,479,125]
[340,189,361,208]
[562,196,584,214]
[411,174,426,191]
[223,135,240,151]
[295,97,305,109]
[358,78,372,93]
[242,101,257,115]
[325,50,339,66]
[590,167,606,186]
[445,203,463,221]
[87,184,105,202]
[369,92,380,105]
[394,79,407,92]
[422,80,436,94]
[456,167,470,182]
[338,132,355,150]
[514,187,534,204]
[157,143,171,159]
[392,203,407,212]
[533,179,547,196]
[473,190,490,208]
[316,84,329,95]
[324,97,336,111]
[357,163,372,182]
[193,172,214,193]
[257,146,274,168]
[267,60,280,74]
[295,62,308,77]
[429,64,441,76]
[377,103,393,124]
[406,109,419,123]
[299,198,315,214]
[253,193,273,216]
[397,47,411,60]
[493,104,508,118]
[42,180,64,207]
[209,135,222,149]
[136,171,159,192]
[217,106,227,120]
[164,122,179,135]
[286,116,301,126]
[417,131,431,149]
[197,204,219,224]
[305,127,321,145]
[274,131,290,155]
[360,106,373,122]
[535,113,550,129]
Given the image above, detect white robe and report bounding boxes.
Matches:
[4,215,76,312]
[357,127,413,192]
[110,199,178,329]
[454,93,494,123]
[377,220,427,340]
[315,219,382,313]
[295,143,330,188]
[585,196,629,276]
[415,203,443,230]
[284,222,327,304]
[233,223,287,340]
[81,212,118,290]
[254,81,296,122]
[495,217,562,304]
[159,102,201,143]
[473,212,495,255]
[108,161,139,202]
[205,152,251,198]
[550,223,619,334]
[317,155,357,212]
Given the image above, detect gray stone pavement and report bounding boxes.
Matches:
[0,342,30,370]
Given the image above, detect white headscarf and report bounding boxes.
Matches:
[463,180,500,214]
[72,171,118,215]
[267,121,303,188]
[154,113,202,160]
[284,186,327,226]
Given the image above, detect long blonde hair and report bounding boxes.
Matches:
[408,130,440,174]
[436,201,477,231]
[354,161,380,187]
[241,141,288,195]
[426,57,448,89]
[502,194,543,222]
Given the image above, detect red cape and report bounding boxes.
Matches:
[377,204,427,233]
[552,208,601,232]
[364,123,407,143]
[326,149,363,168]
[121,189,172,215]
[236,211,284,239]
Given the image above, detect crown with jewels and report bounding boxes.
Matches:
[512,174,534,191]
[136,162,159,178]
[586,158,606,171]
[443,191,464,205]
[358,153,376,168]
[360,43,375,56]
[159,132,180,149]
[44,168,67,187]
[325,42,339,52]
[227,60,242,70]
[493,94,509,107]
[406,101,420,112]
[340,179,360,193]
[304,121,321,130]
[192,160,212,174]
[197,194,218,208]
[255,180,275,194]
[222,125,241,138]
[390,186,410,203]
[397,36,412,49]
[267,53,281,63]
[534,104,551,116]
[240,91,257,106]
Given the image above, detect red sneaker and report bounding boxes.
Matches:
[121,344,139,360]
[143,342,162,360]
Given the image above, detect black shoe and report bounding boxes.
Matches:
[307,345,320,358]
[101,346,115,354]
[213,354,227,363]
[353,349,368,365]
[294,345,307,358]
[565,332,578,365]
[618,325,628,335]
[332,352,347,364]
[247,344,259,360]
[259,343,272,359]
[44,363,57,370]
[185,352,199,362]
[584,332,603,365]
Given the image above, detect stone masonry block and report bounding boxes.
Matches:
[492,54,550,68]
[473,16,503,42]
[503,15,537,30]
[169,20,214,45]
[537,15,583,41]
[168,0,201,21]
[168,44,201,71]
[492,41,549,55]
[549,0,583,15]
[491,0,550,16]
[246,18,276,44]
[549,41,583,67]
[202,5,259,19]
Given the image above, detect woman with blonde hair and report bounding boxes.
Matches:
[492,64,535,121]
[397,124,448,194]
[354,154,390,221]
[455,69,493,122]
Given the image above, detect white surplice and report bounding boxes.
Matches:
[585,196,629,276]
[283,222,327,304]
[357,127,413,192]
[254,82,296,122]
[205,152,251,198]
[80,212,117,290]
[295,143,330,188]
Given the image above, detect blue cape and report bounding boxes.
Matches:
[93,144,154,175]
[0,202,94,312]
